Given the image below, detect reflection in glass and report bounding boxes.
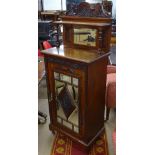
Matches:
[74,126,79,133]
[54,72,79,133]
[74,28,96,46]
[54,72,59,80]
[60,74,71,83]
[63,120,72,130]
[55,80,64,96]
[57,85,76,119]
[57,117,61,124]
[73,77,78,86]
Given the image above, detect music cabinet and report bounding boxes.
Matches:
[41,3,112,151]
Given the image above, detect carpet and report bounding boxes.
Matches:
[51,132,108,155]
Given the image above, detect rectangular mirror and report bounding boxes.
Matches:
[74,28,97,47]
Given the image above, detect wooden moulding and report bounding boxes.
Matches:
[60,16,112,24]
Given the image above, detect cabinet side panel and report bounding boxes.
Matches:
[85,57,108,143]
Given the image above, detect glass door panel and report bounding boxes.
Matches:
[54,71,79,133]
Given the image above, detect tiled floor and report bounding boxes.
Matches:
[38,78,116,155]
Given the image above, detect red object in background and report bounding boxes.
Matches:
[105,65,116,120]
[38,49,44,57]
[42,40,52,49]
[38,41,52,57]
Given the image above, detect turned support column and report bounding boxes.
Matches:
[98,27,104,54]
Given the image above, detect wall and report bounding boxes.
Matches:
[43,0,66,10]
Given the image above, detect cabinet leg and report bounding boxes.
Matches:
[51,129,55,135]
[49,124,56,135]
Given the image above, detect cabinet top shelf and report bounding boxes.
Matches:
[41,45,109,63]
[54,21,111,27]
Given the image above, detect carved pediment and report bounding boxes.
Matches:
[66,2,111,17]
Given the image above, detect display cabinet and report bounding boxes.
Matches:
[41,2,112,152]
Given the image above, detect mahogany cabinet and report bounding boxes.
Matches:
[41,11,112,151]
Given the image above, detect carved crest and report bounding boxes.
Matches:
[66,2,111,17]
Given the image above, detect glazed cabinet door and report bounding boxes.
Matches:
[46,60,87,139]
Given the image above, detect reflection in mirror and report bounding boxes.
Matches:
[74,28,96,47]
[54,72,79,133]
